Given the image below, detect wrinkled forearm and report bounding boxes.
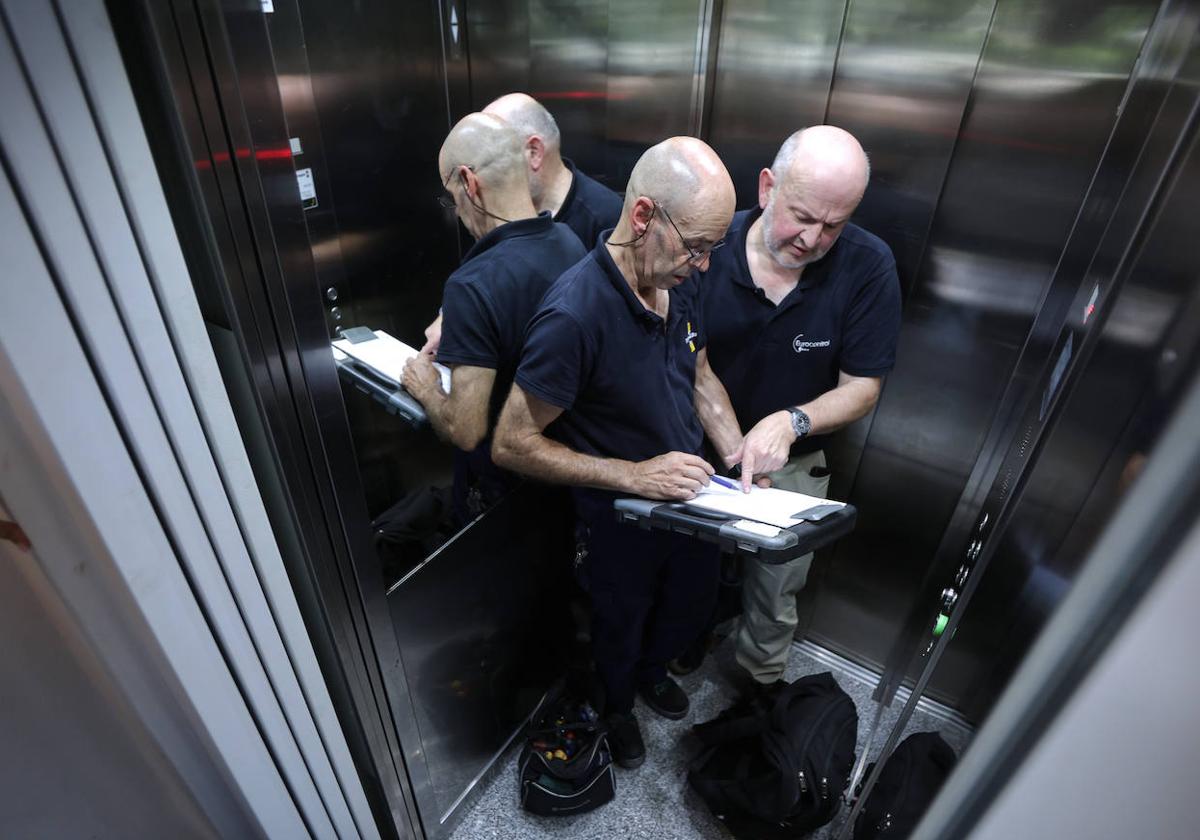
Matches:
[418,384,488,452]
[694,357,743,467]
[492,428,634,493]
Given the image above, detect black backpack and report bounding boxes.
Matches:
[852,731,956,839]
[689,672,858,839]
[517,687,615,817]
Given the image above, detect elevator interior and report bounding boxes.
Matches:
[109,0,1200,837]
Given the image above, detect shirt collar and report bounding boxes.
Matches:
[593,231,666,328]
[462,211,554,265]
[735,207,836,296]
[555,158,580,220]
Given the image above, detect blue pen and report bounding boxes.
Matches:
[710,475,740,490]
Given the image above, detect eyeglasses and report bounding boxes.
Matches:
[609,201,725,266]
[436,165,512,224]
[658,203,725,266]
[436,166,466,210]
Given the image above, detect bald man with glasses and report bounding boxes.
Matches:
[403,113,586,515]
[420,92,622,356]
[493,137,744,769]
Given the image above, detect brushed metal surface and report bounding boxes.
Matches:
[290,0,462,519]
[606,0,707,175]
[386,483,572,826]
[529,0,612,176]
[461,0,614,177]
[936,20,1200,721]
[706,0,847,205]
[807,0,1162,689]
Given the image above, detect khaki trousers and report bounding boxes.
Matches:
[735,449,831,683]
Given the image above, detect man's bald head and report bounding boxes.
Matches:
[771,125,870,206]
[625,136,735,229]
[482,92,562,154]
[438,112,527,192]
[756,126,870,270]
[610,137,735,291]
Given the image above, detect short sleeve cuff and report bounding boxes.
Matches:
[514,372,575,412]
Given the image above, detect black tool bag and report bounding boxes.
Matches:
[518,688,615,817]
[852,732,956,839]
[689,672,858,839]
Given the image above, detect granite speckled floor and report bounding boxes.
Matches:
[446,634,973,840]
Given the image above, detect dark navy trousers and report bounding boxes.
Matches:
[578,515,720,715]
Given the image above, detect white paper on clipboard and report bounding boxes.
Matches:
[687,483,844,529]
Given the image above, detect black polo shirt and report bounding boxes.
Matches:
[701,208,901,455]
[437,212,586,429]
[554,158,623,247]
[516,234,706,519]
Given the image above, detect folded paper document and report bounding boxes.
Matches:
[331,328,451,393]
[685,482,845,529]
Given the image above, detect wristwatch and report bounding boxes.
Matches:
[786,407,811,440]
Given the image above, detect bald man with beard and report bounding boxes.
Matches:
[493,137,744,768]
[403,113,586,514]
[692,126,902,693]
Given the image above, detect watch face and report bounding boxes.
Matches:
[790,409,810,437]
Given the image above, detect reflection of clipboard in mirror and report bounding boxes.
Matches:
[332,327,451,392]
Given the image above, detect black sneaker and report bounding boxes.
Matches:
[668,632,712,676]
[605,711,645,769]
[638,676,689,720]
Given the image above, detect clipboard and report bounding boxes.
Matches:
[333,346,429,429]
[612,497,857,564]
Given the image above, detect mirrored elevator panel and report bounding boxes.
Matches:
[818,0,1162,686]
[837,10,1200,833]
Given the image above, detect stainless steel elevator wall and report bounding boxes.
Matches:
[706,0,844,202]
[934,28,1200,720]
[453,0,1166,714]
[806,0,1160,691]
[291,0,463,515]
[461,0,706,184]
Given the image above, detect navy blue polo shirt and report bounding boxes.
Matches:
[437,212,587,429]
[515,234,706,519]
[701,208,901,455]
[554,159,623,247]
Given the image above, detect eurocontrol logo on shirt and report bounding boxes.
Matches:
[685,322,698,352]
[793,334,831,353]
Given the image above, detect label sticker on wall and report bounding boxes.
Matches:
[289,137,303,156]
[296,167,318,209]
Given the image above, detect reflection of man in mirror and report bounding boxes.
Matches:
[403,113,587,515]
[421,92,622,354]
[693,126,902,694]
[493,137,744,770]
[484,92,622,247]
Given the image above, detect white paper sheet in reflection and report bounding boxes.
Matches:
[332,329,451,392]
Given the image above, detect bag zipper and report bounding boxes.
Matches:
[770,691,846,816]
[817,712,855,807]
